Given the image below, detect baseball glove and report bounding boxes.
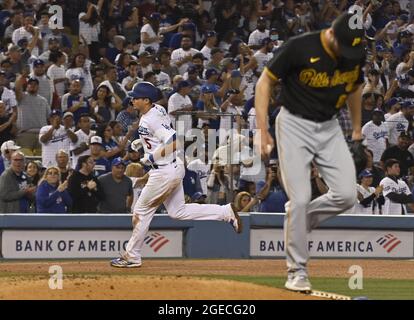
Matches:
[349,140,367,176]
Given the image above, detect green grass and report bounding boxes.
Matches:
[209,275,414,300]
[1,268,413,300]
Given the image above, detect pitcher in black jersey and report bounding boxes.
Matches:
[255,12,366,292]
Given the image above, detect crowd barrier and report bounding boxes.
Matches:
[0,213,413,259]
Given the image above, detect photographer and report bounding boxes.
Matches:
[256,160,288,213]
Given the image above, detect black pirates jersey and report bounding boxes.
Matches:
[265,30,366,122]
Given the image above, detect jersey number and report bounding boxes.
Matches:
[143,138,152,149]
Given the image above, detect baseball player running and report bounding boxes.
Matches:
[255,13,365,292]
[110,82,242,268]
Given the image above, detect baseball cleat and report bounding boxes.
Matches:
[285,274,312,292]
[230,204,243,234]
[110,257,142,268]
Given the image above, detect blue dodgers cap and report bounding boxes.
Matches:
[33,59,45,67]
[358,169,373,179]
[128,81,160,102]
[261,37,273,46]
[187,64,197,74]
[372,108,384,114]
[17,37,28,47]
[201,83,218,94]
[401,99,414,108]
[385,97,400,108]
[111,157,128,167]
[206,31,217,38]
[205,68,219,79]
[150,12,161,20]
[182,22,196,31]
[192,192,206,201]
[176,80,191,90]
[49,109,62,117]
[122,96,132,108]
[398,14,409,23]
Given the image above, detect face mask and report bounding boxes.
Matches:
[271,35,279,41]
[125,49,133,54]
[153,69,161,74]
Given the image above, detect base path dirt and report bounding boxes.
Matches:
[0,259,413,299]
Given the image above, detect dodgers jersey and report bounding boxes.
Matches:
[138,104,176,165]
[361,121,389,162]
[353,184,377,214]
[380,176,411,215]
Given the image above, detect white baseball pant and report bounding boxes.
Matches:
[125,161,234,263]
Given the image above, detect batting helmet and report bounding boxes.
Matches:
[128,82,160,102]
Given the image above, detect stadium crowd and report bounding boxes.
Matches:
[0,0,414,215]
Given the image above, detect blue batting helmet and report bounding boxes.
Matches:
[128,82,160,102]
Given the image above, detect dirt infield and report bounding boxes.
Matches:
[0,259,413,299]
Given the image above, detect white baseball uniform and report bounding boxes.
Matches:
[353,184,378,214]
[361,121,388,162]
[386,112,408,146]
[124,104,235,264]
[380,176,411,215]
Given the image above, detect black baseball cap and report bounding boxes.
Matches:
[332,13,365,60]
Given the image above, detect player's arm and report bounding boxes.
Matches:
[255,69,277,157]
[346,84,363,141]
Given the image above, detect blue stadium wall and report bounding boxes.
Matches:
[1,213,414,259]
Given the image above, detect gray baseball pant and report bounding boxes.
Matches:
[275,107,356,276]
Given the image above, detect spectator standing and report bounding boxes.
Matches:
[121,61,142,92]
[89,136,110,178]
[70,114,96,169]
[384,97,401,120]
[0,151,36,213]
[47,50,67,98]
[380,159,414,215]
[39,110,78,168]
[381,132,414,177]
[15,75,50,156]
[36,167,72,213]
[0,140,21,175]
[116,97,138,135]
[12,11,42,57]
[0,71,17,114]
[65,53,94,98]
[0,100,17,147]
[386,100,414,145]
[248,17,270,51]
[79,0,103,64]
[168,80,193,137]
[61,79,92,125]
[200,31,218,65]
[171,35,200,75]
[68,155,102,213]
[98,157,133,213]
[254,38,274,74]
[30,59,53,106]
[362,108,389,163]
[55,150,73,183]
[160,49,179,80]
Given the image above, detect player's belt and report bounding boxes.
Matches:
[289,110,336,123]
[150,159,177,170]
